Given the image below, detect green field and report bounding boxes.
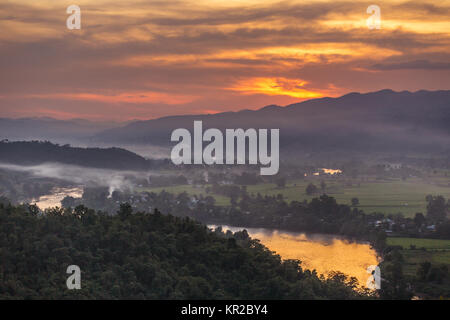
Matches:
[245,178,450,217]
[401,250,450,277]
[386,237,450,277]
[138,177,450,217]
[387,237,450,250]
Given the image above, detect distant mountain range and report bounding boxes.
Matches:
[0,117,124,142]
[1,90,449,155]
[91,89,450,154]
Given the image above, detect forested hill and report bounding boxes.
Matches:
[0,203,366,299]
[0,141,153,170]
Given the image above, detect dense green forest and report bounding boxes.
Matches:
[0,202,368,299]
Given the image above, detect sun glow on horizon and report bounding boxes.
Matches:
[229,77,325,99]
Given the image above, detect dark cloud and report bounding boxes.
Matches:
[392,1,450,16]
[372,60,450,70]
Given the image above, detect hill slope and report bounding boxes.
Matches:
[0,117,123,141]
[0,141,151,170]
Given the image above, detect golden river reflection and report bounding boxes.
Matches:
[214,226,380,288]
[32,187,83,210]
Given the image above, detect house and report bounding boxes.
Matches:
[383,163,402,171]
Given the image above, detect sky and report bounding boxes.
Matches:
[1,0,450,121]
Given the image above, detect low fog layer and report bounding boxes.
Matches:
[0,162,157,196]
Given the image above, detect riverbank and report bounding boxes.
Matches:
[210,224,380,288]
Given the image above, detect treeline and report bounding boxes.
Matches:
[0,203,368,299]
[64,186,450,242]
[380,245,450,299]
[64,188,386,244]
[0,141,168,170]
[373,195,450,240]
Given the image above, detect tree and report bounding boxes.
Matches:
[380,249,411,299]
[305,183,318,195]
[413,213,426,228]
[416,261,431,281]
[436,221,450,239]
[320,181,326,193]
[426,195,447,222]
[27,204,40,216]
[118,202,133,220]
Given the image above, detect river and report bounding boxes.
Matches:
[32,187,83,210]
[210,225,379,288]
[32,187,379,288]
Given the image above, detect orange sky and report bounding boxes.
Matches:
[1,0,450,120]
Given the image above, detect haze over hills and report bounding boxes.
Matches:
[0,117,124,142]
[0,141,152,170]
[1,90,449,156]
[91,89,450,154]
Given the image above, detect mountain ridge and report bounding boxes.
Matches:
[89,89,450,154]
[1,89,449,155]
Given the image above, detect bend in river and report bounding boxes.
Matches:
[211,225,380,288]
